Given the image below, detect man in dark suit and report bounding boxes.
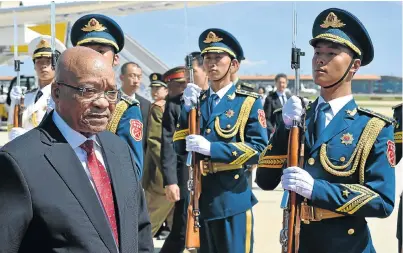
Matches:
[159,66,189,253]
[120,62,151,150]
[0,47,153,253]
[263,73,291,134]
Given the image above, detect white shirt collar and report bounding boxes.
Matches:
[316,94,353,116]
[120,89,136,100]
[209,82,234,100]
[39,84,52,96]
[52,110,99,149]
[276,91,285,97]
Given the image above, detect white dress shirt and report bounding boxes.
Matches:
[52,110,107,191]
[276,91,287,106]
[315,94,353,128]
[209,82,234,106]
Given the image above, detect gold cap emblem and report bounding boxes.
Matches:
[81,18,107,32]
[152,74,157,81]
[36,39,50,49]
[203,31,223,43]
[320,12,346,29]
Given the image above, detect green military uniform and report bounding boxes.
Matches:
[142,73,174,236]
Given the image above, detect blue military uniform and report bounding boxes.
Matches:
[393,103,402,252]
[173,28,268,253]
[256,8,396,253]
[70,14,143,177]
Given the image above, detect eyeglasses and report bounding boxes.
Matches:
[56,82,119,102]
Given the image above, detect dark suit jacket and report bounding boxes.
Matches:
[160,93,188,199]
[263,91,291,133]
[136,93,151,150]
[0,112,153,253]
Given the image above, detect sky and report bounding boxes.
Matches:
[0,1,402,77]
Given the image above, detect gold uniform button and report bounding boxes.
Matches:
[348,229,355,235]
[206,128,211,134]
[227,124,231,129]
[234,174,240,180]
[308,158,315,165]
[340,157,346,162]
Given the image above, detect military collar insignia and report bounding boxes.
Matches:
[320,12,346,29]
[341,133,354,145]
[346,108,357,117]
[342,189,350,198]
[201,93,207,100]
[36,39,50,49]
[232,151,238,157]
[225,109,235,118]
[152,74,157,81]
[227,92,236,100]
[267,144,273,150]
[203,31,223,43]
[81,18,107,32]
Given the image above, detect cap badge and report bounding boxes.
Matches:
[81,18,106,32]
[203,31,223,43]
[320,12,346,29]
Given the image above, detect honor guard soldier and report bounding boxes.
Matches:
[173,28,268,253]
[256,8,395,253]
[8,35,66,141]
[142,73,174,237]
[70,14,144,176]
[393,103,402,253]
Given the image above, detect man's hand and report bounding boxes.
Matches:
[165,184,180,203]
[281,166,314,199]
[186,134,211,156]
[183,83,202,111]
[282,96,304,127]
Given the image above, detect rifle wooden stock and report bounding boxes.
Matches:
[185,107,201,249]
[284,125,300,253]
[13,97,24,127]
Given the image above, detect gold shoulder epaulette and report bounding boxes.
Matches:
[392,103,402,110]
[235,89,259,98]
[273,108,282,114]
[358,107,395,125]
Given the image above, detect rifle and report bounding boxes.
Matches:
[50,1,57,70]
[185,54,201,249]
[12,11,24,128]
[279,3,305,252]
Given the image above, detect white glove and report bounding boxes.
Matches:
[281,166,314,199]
[186,134,211,156]
[10,86,23,103]
[282,95,304,127]
[8,127,28,141]
[183,83,202,108]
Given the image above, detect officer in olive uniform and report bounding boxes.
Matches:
[256,8,395,253]
[142,73,174,237]
[393,103,402,253]
[8,35,66,141]
[70,14,143,177]
[173,28,268,253]
[159,67,190,253]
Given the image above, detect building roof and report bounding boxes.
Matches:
[0,76,14,81]
[239,74,381,81]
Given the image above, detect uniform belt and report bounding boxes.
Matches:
[300,203,344,224]
[200,159,243,174]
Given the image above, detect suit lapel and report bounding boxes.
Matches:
[207,85,236,126]
[97,133,137,252]
[40,113,117,253]
[310,99,357,154]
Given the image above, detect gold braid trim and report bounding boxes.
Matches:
[258,155,287,169]
[230,142,258,165]
[106,101,128,133]
[173,129,189,142]
[395,131,402,143]
[314,33,361,56]
[335,184,379,214]
[214,96,256,142]
[31,113,38,127]
[319,118,386,184]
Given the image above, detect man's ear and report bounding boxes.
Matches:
[51,82,59,100]
[113,54,120,67]
[350,58,361,74]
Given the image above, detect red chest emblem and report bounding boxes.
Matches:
[258,109,267,128]
[387,140,396,167]
[130,119,143,141]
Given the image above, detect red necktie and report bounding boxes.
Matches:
[80,140,119,245]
